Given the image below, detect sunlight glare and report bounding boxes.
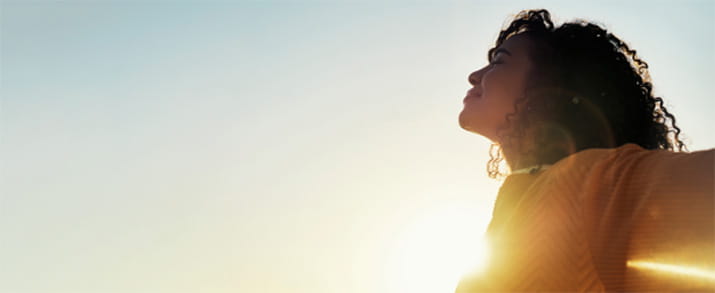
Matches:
[627,260,715,282]
[386,204,490,293]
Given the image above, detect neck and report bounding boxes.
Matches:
[503,149,542,171]
[496,125,584,171]
[501,142,572,171]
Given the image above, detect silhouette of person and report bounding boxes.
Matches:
[457,9,714,292]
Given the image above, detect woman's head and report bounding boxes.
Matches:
[459,33,536,142]
[458,9,686,178]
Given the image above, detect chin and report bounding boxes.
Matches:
[458,110,475,132]
[459,111,497,141]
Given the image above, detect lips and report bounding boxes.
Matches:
[463,88,482,104]
[467,88,482,97]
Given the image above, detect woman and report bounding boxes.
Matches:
[456,9,714,292]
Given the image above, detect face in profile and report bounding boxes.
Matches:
[459,34,535,143]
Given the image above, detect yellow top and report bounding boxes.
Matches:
[456,143,714,292]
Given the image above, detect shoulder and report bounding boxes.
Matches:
[549,143,713,179]
[553,143,646,170]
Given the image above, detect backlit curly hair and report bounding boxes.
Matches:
[486,9,687,179]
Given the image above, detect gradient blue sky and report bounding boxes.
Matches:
[1,1,713,292]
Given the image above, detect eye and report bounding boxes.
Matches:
[489,58,504,65]
[489,55,505,65]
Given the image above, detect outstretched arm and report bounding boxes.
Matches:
[586,146,714,291]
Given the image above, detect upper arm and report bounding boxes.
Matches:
[624,148,714,291]
[585,147,714,290]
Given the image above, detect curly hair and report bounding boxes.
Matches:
[486,9,687,179]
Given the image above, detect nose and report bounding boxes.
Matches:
[468,67,487,86]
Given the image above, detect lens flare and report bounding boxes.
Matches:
[627,260,715,282]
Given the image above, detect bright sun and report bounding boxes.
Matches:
[386,204,491,293]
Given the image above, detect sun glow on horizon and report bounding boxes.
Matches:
[385,204,491,293]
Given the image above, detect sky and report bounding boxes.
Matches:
[1,0,713,293]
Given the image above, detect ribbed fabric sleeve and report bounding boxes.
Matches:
[456,144,714,292]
